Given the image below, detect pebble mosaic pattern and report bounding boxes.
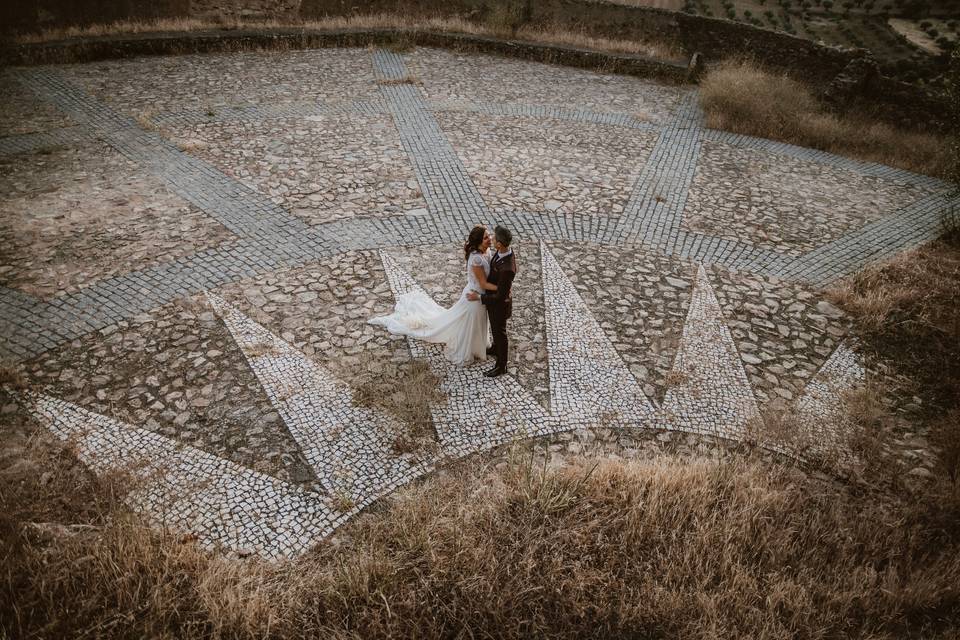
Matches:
[542,242,655,426]
[25,391,338,558]
[659,266,761,440]
[440,112,657,217]
[0,72,75,135]
[208,292,432,504]
[19,299,315,486]
[791,340,865,463]
[3,45,950,557]
[552,244,691,402]
[708,267,851,410]
[406,48,689,124]
[19,247,867,556]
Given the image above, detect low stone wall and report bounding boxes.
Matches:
[1,28,691,84]
[302,0,858,84]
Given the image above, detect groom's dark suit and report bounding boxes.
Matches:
[480,249,517,371]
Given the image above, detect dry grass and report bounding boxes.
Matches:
[829,213,960,493]
[700,59,952,178]
[351,357,442,454]
[375,74,421,86]
[3,422,960,639]
[0,366,29,391]
[932,409,960,487]
[828,213,960,416]
[12,13,681,61]
[662,369,689,387]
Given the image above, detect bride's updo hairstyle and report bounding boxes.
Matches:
[464,225,486,262]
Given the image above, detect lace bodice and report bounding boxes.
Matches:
[466,251,490,293]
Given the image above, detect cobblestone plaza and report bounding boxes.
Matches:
[1,46,954,557]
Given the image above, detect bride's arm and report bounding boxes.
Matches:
[472,265,498,291]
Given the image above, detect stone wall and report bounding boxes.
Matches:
[300,0,950,128]
[301,0,857,83]
[2,28,691,84]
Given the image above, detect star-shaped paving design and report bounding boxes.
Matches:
[18,247,865,558]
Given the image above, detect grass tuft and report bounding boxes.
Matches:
[375,74,421,86]
[829,211,960,417]
[351,357,442,455]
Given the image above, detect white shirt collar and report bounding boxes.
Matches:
[497,249,513,259]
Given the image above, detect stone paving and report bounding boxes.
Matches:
[57,49,381,117]
[685,140,939,257]
[0,141,234,298]
[1,46,956,558]
[165,114,428,225]
[0,73,75,136]
[441,112,658,217]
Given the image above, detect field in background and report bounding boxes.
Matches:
[615,0,958,87]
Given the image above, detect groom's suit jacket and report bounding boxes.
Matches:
[481,250,517,319]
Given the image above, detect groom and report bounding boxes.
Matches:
[468,225,516,378]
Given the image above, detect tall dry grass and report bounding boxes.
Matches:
[12,14,681,60]
[829,213,960,416]
[830,212,960,486]
[3,422,960,639]
[700,59,952,178]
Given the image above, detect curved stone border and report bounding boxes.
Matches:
[2,28,692,84]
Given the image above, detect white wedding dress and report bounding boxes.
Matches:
[369,251,490,365]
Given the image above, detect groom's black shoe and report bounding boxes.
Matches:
[484,366,506,378]
[485,346,496,356]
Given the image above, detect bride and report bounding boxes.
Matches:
[369,225,498,365]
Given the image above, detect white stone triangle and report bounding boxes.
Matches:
[791,340,864,463]
[21,391,336,558]
[207,292,432,506]
[377,251,560,456]
[660,265,760,439]
[540,242,655,428]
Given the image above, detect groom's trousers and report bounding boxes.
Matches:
[488,307,509,369]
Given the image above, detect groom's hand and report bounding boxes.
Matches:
[466,292,479,301]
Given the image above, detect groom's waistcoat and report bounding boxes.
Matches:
[481,251,517,317]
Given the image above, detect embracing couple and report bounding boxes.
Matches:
[369,225,517,378]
